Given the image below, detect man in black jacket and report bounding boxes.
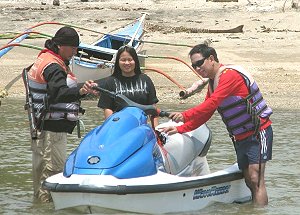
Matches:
[25,27,93,202]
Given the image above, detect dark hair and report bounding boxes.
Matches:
[44,26,80,54]
[44,39,59,54]
[189,43,219,63]
[112,45,142,77]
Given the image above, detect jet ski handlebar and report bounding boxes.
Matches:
[157,110,170,118]
[92,86,171,118]
[92,86,116,98]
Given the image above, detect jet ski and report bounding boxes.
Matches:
[43,86,251,214]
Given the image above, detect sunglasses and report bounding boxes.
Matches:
[191,57,207,69]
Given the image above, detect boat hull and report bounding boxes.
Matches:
[72,15,145,83]
[45,164,251,214]
[71,58,113,83]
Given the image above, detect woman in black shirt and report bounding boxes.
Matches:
[97,45,159,125]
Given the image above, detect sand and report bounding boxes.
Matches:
[0,0,299,109]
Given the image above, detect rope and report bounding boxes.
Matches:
[143,67,186,91]
[146,55,205,81]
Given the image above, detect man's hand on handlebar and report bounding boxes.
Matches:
[157,112,183,135]
[168,112,184,123]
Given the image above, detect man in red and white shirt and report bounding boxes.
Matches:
[161,43,273,207]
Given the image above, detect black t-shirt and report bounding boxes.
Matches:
[97,73,158,111]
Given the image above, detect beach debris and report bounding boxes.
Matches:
[0,89,8,106]
[0,89,8,99]
[260,25,300,33]
[292,0,299,8]
[146,23,244,34]
[0,73,23,106]
[282,0,299,11]
[53,0,60,6]
[206,0,238,2]
[41,0,59,6]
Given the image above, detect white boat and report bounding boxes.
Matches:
[43,90,251,214]
[71,14,146,83]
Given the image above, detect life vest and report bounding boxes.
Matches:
[27,51,82,128]
[209,65,272,136]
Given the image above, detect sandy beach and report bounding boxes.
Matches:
[0,0,299,109]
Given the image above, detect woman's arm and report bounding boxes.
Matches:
[103,108,114,119]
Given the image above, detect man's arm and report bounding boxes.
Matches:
[177,70,247,133]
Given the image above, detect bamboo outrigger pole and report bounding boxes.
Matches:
[6,21,194,49]
[127,13,147,47]
[0,43,43,52]
[6,31,52,44]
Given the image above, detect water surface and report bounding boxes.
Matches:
[1,98,299,215]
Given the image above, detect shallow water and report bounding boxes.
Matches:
[0,98,300,215]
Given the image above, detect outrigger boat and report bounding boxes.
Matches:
[72,14,146,83]
[43,86,251,214]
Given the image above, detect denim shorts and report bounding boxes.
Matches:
[234,125,273,170]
